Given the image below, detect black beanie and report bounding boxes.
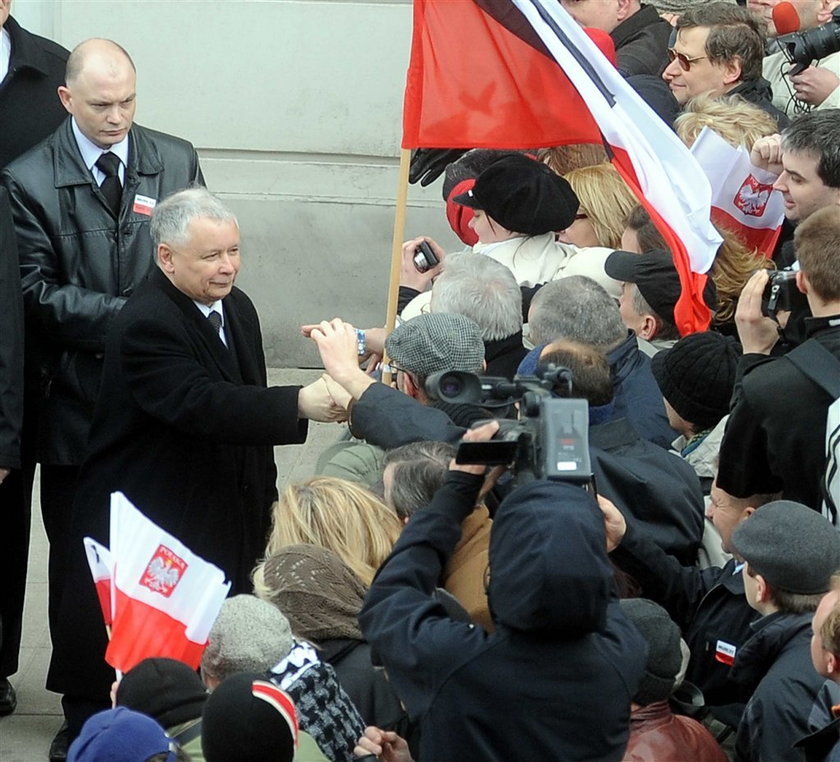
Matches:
[202,673,297,762]
[651,331,741,430]
[620,598,682,705]
[116,657,207,729]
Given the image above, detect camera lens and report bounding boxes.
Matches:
[440,376,464,398]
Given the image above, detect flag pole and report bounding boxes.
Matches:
[382,147,412,385]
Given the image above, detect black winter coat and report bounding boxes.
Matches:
[718,316,840,508]
[610,524,758,715]
[0,16,68,170]
[0,187,23,470]
[612,4,672,77]
[1,120,204,464]
[733,612,840,762]
[47,268,307,701]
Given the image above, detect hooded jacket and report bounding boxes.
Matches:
[360,472,646,761]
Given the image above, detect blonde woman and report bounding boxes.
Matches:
[674,93,778,150]
[560,163,638,250]
[263,476,401,586]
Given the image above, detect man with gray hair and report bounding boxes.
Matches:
[527,276,677,448]
[49,188,341,747]
[430,252,527,379]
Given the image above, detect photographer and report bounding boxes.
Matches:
[717,205,840,510]
[357,422,646,761]
[760,0,840,114]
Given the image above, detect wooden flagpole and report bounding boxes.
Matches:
[381,147,412,385]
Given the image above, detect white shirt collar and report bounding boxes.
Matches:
[193,300,224,322]
[71,118,130,179]
[0,27,11,85]
[194,301,227,345]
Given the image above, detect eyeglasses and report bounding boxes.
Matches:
[667,47,708,71]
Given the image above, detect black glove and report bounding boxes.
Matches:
[409,148,469,186]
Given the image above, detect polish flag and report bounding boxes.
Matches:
[402,0,722,334]
[690,127,784,258]
[83,537,114,627]
[106,492,231,673]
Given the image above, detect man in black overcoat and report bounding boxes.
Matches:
[49,187,342,745]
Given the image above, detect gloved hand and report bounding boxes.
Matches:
[409,148,469,186]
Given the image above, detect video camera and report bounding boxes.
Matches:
[425,364,593,487]
[779,6,840,76]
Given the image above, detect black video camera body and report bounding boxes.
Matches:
[425,367,593,486]
[780,6,840,75]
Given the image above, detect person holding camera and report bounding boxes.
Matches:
[717,204,840,512]
[758,0,840,114]
[356,421,646,761]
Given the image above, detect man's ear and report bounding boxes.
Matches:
[796,270,809,296]
[637,314,658,340]
[57,85,73,114]
[754,573,771,605]
[722,56,743,87]
[158,244,176,274]
[616,0,636,22]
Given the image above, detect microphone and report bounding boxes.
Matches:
[772,2,801,35]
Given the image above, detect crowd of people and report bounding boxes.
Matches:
[3,0,840,760]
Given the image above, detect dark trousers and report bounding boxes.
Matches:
[40,464,80,645]
[0,465,33,678]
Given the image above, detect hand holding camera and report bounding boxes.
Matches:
[736,270,782,355]
[400,236,445,292]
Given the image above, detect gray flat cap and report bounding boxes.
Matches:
[730,501,840,594]
[386,312,484,378]
[200,594,293,681]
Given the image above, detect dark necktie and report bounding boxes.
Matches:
[207,311,225,345]
[95,152,122,216]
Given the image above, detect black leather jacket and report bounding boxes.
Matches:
[1,119,204,463]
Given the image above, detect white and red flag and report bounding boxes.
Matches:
[83,537,114,628]
[690,127,784,258]
[105,492,231,673]
[402,0,723,334]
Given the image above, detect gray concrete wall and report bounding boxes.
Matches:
[15,0,458,366]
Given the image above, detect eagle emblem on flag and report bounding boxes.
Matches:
[140,545,187,598]
[733,175,773,217]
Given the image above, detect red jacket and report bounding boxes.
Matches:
[624,701,727,762]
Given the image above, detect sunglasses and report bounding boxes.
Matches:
[667,47,708,71]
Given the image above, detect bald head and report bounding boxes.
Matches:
[65,39,135,86]
[58,39,137,149]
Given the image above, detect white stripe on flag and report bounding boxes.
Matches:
[511,0,722,273]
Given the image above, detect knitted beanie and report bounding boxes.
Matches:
[620,598,682,705]
[68,707,174,762]
[202,673,297,762]
[201,595,294,681]
[260,545,366,642]
[117,657,207,728]
[651,331,741,430]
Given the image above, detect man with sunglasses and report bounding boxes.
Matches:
[663,3,789,127]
